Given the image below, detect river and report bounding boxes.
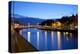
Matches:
[19,28,78,51]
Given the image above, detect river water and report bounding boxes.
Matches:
[19,28,78,51]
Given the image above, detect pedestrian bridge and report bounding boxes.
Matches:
[13,24,56,31]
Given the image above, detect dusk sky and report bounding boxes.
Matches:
[11,1,78,19]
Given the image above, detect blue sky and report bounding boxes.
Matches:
[11,1,78,19]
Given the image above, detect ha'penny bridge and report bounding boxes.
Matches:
[14,23,55,31]
[13,23,76,32]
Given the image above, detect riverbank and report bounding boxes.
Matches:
[39,28,78,32]
[9,25,38,53]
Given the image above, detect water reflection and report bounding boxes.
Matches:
[37,32,39,49]
[20,28,78,51]
[64,32,73,41]
[57,31,61,49]
[28,32,30,42]
[70,33,72,38]
[51,31,54,48]
[45,31,47,49]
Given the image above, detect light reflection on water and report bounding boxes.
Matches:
[45,31,47,49]
[19,28,78,51]
[37,32,39,49]
[51,31,54,49]
[28,32,30,42]
[57,31,61,49]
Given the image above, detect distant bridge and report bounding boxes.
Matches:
[13,23,76,32]
[13,23,54,31]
